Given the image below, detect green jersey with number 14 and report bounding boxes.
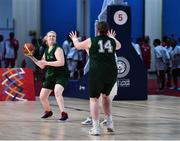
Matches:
[89,35,117,81]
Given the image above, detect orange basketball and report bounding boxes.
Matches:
[23,43,35,56]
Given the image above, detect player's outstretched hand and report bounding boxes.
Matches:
[107,29,116,38]
[69,31,78,41]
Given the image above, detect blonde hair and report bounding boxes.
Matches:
[46,31,57,37]
[43,31,57,44]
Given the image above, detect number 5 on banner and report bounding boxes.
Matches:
[114,10,128,25]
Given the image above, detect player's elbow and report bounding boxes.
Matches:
[58,60,65,67]
[39,65,45,69]
[116,42,121,50]
[74,44,82,50]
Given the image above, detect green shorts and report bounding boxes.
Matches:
[43,75,69,90]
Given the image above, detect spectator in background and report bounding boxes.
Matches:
[131,38,143,60]
[171,39,180,90]
[4,32,19,68]
[29,31,46,60]
[77,36,88,79]
[164,38,173,88]
[0,34,5,67]
[30,31,41,59]
[66,31,85,79]
[29,31,46,80]
[162,36,169,47]
[62,35,72,57]
[66,43,79,79]
[140,36,151,69]
[153,39,169,91]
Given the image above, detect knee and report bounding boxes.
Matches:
[39,93,48,101]
[102,95,110,103]
[39,94,45,101]
[102,94,108,100]
[54,90,63,98]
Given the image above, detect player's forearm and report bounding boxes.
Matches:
[111,37,121,50]
[72,38,81,49]
[37,63,45,69]
[108,34,121,50]
[46,60,65,67]
[116,41,121,50]
[29,56,45,69]
[34,61,45,69]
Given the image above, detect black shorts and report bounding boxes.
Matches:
[89,77,116,99]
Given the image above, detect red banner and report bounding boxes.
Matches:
[0,68,35,101]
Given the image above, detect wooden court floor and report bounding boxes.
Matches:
[0,95,180,140]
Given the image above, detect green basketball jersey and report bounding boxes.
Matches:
[44,44,69,78]
[89,35,117,82]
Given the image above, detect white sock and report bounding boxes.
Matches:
[92,119,100,128]
[107,115,113,122]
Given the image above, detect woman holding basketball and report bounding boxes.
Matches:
[27,31,69,121]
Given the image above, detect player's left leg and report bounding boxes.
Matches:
[39,88,53,118]
[54,84,68,121]
[100,82,117,125]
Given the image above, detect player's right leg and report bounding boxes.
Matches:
[39,88,52,118]
[101,94,114,132]
[89,97,100,136]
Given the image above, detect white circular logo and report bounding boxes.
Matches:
[114,10,128,25]
[116,57,130,78]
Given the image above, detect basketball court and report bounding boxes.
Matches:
[0,0,180,140]
[1,95,180,140]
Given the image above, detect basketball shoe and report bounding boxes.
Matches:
[59,112,68,121]
[41,111,53,118]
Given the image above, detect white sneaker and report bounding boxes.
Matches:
[81,117,92,125]
[107,120,114,132]
[89,127,100,136]
[100,119,107,125]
